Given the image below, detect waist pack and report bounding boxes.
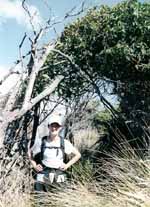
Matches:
[36,167,67,184]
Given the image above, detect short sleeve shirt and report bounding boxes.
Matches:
[32,137,75,169]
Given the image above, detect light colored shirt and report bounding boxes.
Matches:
[32,137,75,169]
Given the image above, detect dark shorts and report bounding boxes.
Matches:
[34,165,67,192]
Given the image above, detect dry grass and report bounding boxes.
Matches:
[0,141,150,207]
[0,156,33,207]
[43,156,149,207]
[0,157,149,207]
[73,127,99,151]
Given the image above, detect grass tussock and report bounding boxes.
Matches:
[74,127,99,152]
[0,143,150,207]
[0,157,33,207]
[41,156,149,207]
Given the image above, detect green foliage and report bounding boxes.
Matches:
[69,159,94,183]
[59,0,150,80]
[43,49,91,100]
[93,110,112,133]
[95,110,112,122]
[33,70,52,96]
[43,0,150,105]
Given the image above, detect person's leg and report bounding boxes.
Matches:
[55,169,67,183]
[34,181,46,192]
[52,169,68,191]
[35,173,47,192]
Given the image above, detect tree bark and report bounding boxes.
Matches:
[0,75,64,148]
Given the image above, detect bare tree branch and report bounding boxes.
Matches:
[3,79,22,113]
[30,75,64,109]
[0,0,85,150]
[9,75,64,123]
[64,1,85,18]
[19,33,27,70]
[0,70,20,86]
[22,43,55,109]
[51,48,120,117]
[22,0,37,35]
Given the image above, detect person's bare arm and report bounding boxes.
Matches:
[28,145,43,172]
[60,147,81,171]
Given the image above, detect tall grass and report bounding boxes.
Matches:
[0,154,33,207]
[0,140,149,207]
[43,154,149,207]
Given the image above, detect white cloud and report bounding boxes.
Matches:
[0,0,42,30]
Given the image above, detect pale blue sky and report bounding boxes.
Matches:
[0,0,147,74]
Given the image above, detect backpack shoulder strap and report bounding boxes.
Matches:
[40,136,65,160]
[60,135,65,159]
[40,136,47,161]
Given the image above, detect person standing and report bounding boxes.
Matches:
[28,115,81,191]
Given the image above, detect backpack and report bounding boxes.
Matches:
[33,136,65,165]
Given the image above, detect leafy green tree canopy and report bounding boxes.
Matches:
[43,0,150,111]
[60,0,150,79]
